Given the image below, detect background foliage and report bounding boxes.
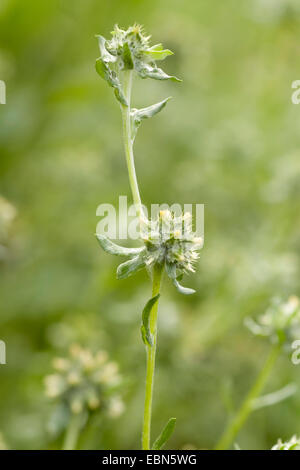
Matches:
[0,0,300,449]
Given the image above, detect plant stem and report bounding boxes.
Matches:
[215,344,281,450]
[63,413,82,450]
[142,263,163,450]
[121,70,143,219]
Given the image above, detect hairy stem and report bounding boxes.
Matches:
[63,412,82,450]
[121,70,142,218]
[215,344,281,450]
[142,263,163,450]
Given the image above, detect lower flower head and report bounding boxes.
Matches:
[141,210,203,273]
[96,209,203,295]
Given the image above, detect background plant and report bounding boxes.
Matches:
[216,296,300,450]
[45,344,124,449]
[0,0,300,450]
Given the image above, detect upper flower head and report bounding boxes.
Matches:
[95,24,181,106]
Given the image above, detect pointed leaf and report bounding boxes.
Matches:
[131,98,171,140]
[148,44,164,51]
[117,255,146,279]
[142,49,173,61]
[166,263,195,295]
[252,383,297,411]
[141,294,160,347]
[173,280,195,295]
[96,234,145,256]
[136,61,181,82]
[96,35,116,63]
[152,418,176,450]
[132,97,171,122]
[95,58,128,106]
[123,42,134,69]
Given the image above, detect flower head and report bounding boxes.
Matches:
[96,210,203,295]
[95,24,181,106]
[245,296,300,346]
[45,344,123,417]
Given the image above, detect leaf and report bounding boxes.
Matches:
[96,35,116,63]
[123,42,134,69]
[131,97,171,140]
[96,234,145,256]
[166,263,195,295]
[252,383,297,411]
[136,61,181,82]
[117,255,146,279]
[95,58,128,106]
[141,294,160,347]
[152,418,176,450]
[142,48,174,61]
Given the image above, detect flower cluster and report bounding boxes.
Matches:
[272,435,300,450]
[45,344,124,418]
[95,24,181,106]
[96,210,203,295]
[245,296,300,345]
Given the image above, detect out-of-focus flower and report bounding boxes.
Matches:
[45,344,124,419]
[272,435,300,450]
[245,296,300,346]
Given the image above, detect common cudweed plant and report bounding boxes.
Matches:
[95,24,202,450]
[216,296,300,450]
[45,344,123,449]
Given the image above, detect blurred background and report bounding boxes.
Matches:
[0,0,300,450]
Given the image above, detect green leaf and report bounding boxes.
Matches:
[123,42,134,69]
[96,234,145,256]
[131,97,171,140]
[136,61,181,82]
[95,58,128,106]
[148,43,164,51]
[166,263,195,295]
[152,418,176,450]
[117,255,146,279]
[142,48,174,61]
[96,35,116,63]
[141,294,160,347]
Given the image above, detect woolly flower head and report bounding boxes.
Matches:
[95,24,181,106]
[105,24,151,59]
[97,210,203,295]
[45,344,124,417]
[245,296,300,346]
[272,435,300,450]
[142,210,203,292]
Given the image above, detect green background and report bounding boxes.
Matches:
[0,0,300,449]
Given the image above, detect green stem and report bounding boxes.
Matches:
[215,344,281,450]
[121,70,143,218]
[63,413,82,450]
[142,263,163,450]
